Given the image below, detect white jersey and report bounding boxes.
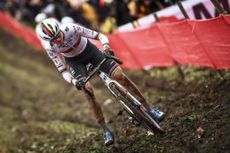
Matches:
[36,23,109,72]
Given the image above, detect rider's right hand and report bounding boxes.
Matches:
[72,79,85,90]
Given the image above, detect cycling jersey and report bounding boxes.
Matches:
[65,41,119,80]
[36,23,109,73]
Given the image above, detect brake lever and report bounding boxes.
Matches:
[110,55,123,64]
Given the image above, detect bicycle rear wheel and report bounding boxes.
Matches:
[110,83,165,134]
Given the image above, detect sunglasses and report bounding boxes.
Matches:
[50,32,63,44]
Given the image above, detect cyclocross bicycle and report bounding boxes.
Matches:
[73,55,165,134]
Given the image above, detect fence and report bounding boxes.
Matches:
[0,12,230,70]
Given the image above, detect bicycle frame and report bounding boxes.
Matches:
[98,70,142,115]
[83,56,146,116]
[81,56,164,134]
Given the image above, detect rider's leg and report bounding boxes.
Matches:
[111,66,150,109]
[65,45,114,145]
[83,82,105,127]
[83,82,114,145]
[111,67,165,121]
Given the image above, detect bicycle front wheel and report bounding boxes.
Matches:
[110,83,165,134]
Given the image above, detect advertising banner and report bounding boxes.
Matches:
[118,0,230,32]
[0,12,230,70]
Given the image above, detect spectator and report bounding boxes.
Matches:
[61,16,75,24]
[128,0,150,19]
[99,16,117,34]
[35,12,47,24]
[112,0,133,26]
[80,2,99,30]
[66,0,94,29]
[0,0,6,10]
[3,0,184,32]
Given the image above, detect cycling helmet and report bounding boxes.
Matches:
[37,18,60,41]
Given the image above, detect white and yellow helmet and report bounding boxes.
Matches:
[36,18,60,41]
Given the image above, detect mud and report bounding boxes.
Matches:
[0,29,229,153]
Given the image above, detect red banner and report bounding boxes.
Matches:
[0,12,230,70]
[0,12,43,50]
[157,20,214,68]
[188,16,230,69]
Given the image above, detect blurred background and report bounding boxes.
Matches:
[0,0,183,33]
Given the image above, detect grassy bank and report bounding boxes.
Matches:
[0,28,230,153]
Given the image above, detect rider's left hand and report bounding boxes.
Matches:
[104,48,114,58]
[103,44,114,58]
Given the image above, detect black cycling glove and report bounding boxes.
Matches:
[103,44,114,58]
[104,48,114,58]
[75,79,85,90]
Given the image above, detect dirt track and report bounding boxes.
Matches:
[0,28,230,153]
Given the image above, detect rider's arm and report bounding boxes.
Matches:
[46,49,66,72]
[36,27,75,85]
[72,24,110,50]
[46,49,75,84]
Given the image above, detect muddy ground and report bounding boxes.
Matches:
[0,28,229,153]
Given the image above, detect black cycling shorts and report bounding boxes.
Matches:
[64,41,119,80]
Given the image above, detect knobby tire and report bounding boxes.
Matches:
[110,83,164,134]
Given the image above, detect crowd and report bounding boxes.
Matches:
[0,0,182,34]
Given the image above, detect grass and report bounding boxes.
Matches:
[0,28,230,153]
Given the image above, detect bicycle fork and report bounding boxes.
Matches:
[98,71,164,134]
[99,71,146,115]
[98,71,134,114]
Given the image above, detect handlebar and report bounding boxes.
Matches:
[110,55,123,65]
[84,55,122,84]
